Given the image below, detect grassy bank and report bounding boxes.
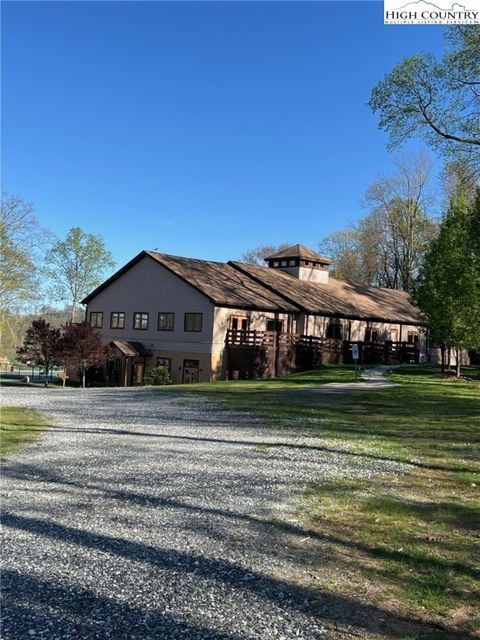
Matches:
[0,406,52,457]
[164,364,358,393]
[166,364,480,637]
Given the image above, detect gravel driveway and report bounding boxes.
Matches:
[1,387,408,640]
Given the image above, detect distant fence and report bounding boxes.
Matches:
[0,363,61,381]
[225,330,420,379]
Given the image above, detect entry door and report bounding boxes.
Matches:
[132,362,144,385]
[183,359,200,384]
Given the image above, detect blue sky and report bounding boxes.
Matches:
[2,1,446,267]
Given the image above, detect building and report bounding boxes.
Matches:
[81,244,426,385]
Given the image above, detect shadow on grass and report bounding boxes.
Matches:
[363,496,480,530]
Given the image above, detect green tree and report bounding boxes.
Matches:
[45,227,115,322]
[369,26,480,177]
[16,319,62,386]
[0,193,52,361]
[415,190,480,376]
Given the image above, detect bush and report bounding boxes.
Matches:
[144,366,172,386]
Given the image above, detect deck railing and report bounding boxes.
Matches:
[225,330,420,364]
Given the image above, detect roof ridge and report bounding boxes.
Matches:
[265,244,332,263]
[146,251,227,267]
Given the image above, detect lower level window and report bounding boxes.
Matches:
[266,319,283,332]
[90,312,103,328]
[326,320,343,340]
[156,357,171,373]
[184,313,202,332]
[133,312,149,330]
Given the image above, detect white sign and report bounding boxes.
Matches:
[384,0,480,24]
[351,344,359,360]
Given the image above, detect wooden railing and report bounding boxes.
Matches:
[225,330,420,365]
[225,330,326,347]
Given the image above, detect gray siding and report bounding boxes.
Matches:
[86,255,215,354]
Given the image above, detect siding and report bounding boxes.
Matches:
[86,255,215,355]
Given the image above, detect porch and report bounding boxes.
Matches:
[224,329,420,379]
[107,340,153,386]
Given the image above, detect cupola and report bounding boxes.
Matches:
[265,244,332,284]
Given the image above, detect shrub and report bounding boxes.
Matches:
[144,366,172,386]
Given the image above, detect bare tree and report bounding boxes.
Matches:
[241,243,292,266]
[362,154,437,292]
[319,154,437,292]
[319,228,376,285]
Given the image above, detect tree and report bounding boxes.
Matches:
[362,154,437,293]
[319,154,437,292]
[369,26,480,178]
[241,243,292,265]
[414,190,480,377]
[16,319,62,386]
[318,228,375,285]
[0,193,52,357]
[60,321,106,388]
[44,227,115,321]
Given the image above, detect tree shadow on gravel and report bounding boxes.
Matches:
[4,463,479,583]
[2,512,474,640]
[1,569,246,640]
[41,426,476,474]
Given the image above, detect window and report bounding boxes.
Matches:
[281,260,288,267]
[133,312,149,330]
[90,312,103,328]
[110,312,125,329]
[156,357,171,374]
[407,332,419,344]
[230,316,249,331]
[364,328,378,342]
[266,319,283,332]
[158,312,175,331]
[288,259,296,266]
[273,260,279,267]
[184,313,203,332]
[326,319,343,340]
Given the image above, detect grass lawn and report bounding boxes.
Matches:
[165,364,480,638]
[163,364,358,393]
[0,406,52,457]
